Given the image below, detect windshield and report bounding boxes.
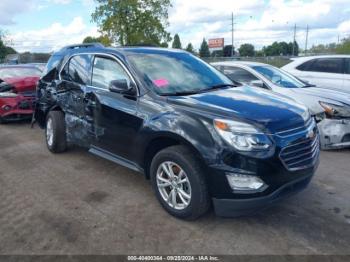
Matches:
[127,51,232,95]
[252,65,306,88]
[0,67,42,79]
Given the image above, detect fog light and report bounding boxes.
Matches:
[226,173,266,191]
[2,105,12,111]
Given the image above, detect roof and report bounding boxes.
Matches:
[211,61,269,67]
[292,55,350,60]
[54,44,188,57]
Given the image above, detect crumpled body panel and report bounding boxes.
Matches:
[318,119,350,150]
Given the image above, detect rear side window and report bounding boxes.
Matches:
[92,56,131,90]
[61,54,93,85]
[299,58,344,74]
[296,60,314,71]
[345,59,350,74]
[220,66,258,83]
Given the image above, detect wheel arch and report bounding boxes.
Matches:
[142,132,207,180]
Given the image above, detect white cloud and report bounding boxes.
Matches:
[0,0,36,25]
[168,0,350,50]
[7,17,99,52]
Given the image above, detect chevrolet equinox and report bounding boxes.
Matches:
[34,44,320,220]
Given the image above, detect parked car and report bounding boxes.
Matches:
[213,61,350,150]
[281,55,350,93]
[0,65,42,123]
[28,63,46,72]
[34,44,319,219]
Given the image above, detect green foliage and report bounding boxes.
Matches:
[336,37,350,54]
[308,38,350,55]
[185,43,195,54]
[92,0,172,46]
[211,49,223,57]
[199,38,210,57]
[0,32,17,61]
[262,41,298,56]
[223,45,234,57]
[83,35,112,46]
[238,43,255,57]
[172,34,182,49]
[309,43,337,54]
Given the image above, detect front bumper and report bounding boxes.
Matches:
[318,119,350,150]
[213,173,313,217]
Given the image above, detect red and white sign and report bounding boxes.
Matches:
[208,38,224,49]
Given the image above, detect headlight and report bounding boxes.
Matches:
[319,102,350,118]
[214,119,272,151]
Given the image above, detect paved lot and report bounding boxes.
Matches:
[0,122,349,255]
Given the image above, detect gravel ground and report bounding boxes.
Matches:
[0,122,349,255]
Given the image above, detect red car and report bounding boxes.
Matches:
[0,65,42,123]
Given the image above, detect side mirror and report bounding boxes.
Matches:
[109,79,136,95]
[250,80,265,88]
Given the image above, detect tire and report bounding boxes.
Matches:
[0,117,4,124]
[45,111,67,153]
[150,145,210,220]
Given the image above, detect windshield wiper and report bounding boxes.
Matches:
[159,84,237,97]
[303,84,316,88]
[159,90,201,96]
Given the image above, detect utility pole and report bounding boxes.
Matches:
[231,12,234,57]
[305,24,309,55]
[292,24,296,56]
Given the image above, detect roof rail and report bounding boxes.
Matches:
[60,43,104,51]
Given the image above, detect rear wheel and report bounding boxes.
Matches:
[150,145,210,220]
[45,111,67,153]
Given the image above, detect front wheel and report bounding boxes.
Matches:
[150,145,210,220]
[45,111,67,153]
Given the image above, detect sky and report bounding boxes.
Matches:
[1,0,349,53]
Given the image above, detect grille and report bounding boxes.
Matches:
[279,128,320,171]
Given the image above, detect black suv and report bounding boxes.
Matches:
[35,44,320,220]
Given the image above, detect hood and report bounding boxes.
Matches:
[168,86,309,133]
[1,76,40,93]
[291,87,350,106]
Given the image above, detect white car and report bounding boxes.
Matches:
[212,61,350,150]
[281,55,350,93]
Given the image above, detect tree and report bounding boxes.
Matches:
[263,41,298,56]
[336,37,350,54]
[172,34,182,49]
[211,49,223,57]
[83,35,112,46]
[199,38,210,57]
[223,45,234,57]
[185,43,195,54]
[92,0,172,46]
[238,43,255,57]
[0,31,17,61]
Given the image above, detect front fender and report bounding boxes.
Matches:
[135,111,221,165]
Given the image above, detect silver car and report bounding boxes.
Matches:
[212,61,350,150]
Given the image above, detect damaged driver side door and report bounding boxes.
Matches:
[59,54,94,146]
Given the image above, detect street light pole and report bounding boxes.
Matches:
[292,23,296,56]
[305,24,309,55]
[231,12,234,57]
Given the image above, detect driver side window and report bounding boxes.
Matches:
[92,56,131,90]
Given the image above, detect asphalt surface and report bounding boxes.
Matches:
[0,122,349,255]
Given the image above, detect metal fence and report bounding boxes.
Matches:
[203,56,293,68]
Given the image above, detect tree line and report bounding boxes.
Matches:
[308,37,350,54]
